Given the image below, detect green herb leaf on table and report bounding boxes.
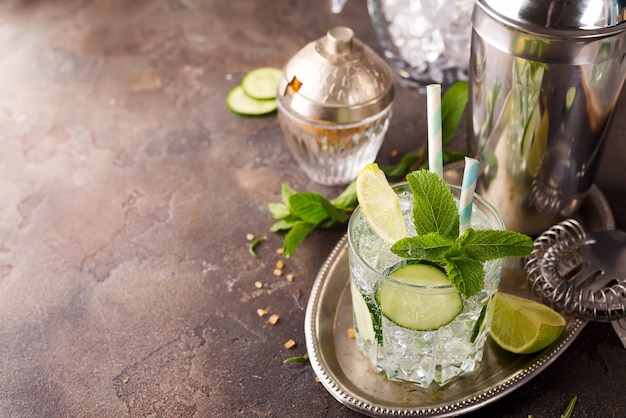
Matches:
[289,193,340,224]
[381,146,424,178]
[441,80,469,144]
[248,235,267,258]
[283,352,309,364]
[330,181,357,210]
[268,183,357,258]
[268,202,291,220]
[283,221,317,258]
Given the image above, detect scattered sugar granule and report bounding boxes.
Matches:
[315,376,321,382]
[246,233,255,241]
[273,269,283,277]
[254,281,263,289]
[390,149,399,158]
[257,308,268,317]
[275,260,284,270]
[276,248,284,255]
[286,273,294,282]
[268,314,279,325]
[284,339,296,349]
[347,328,355,339]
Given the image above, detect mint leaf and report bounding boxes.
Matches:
[381,146,425,178]
[268,202,290,220]
[268,181,355,258]
[391,233,456,261]
[281,183,297,203]
[270,217,298,232]
[406,170,459,240]
[283,221,316,258]
[392,169,534,298]
[442,148,467,165]
[330,181,357,210]
[459,228,534,261]
[444,256,484,298]
[441,80,468,144]
[289,193,331,224]
[322,199,348,224]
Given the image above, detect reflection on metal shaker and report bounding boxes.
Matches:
[469,0,626,235]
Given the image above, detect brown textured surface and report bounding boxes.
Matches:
[1,1,626,417]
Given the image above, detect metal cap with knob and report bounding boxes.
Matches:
[277,26,394,124]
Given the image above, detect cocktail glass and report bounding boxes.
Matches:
[367,0,474,88]
[347,182,505,387]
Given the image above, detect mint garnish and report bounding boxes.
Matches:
[391,170,533,298]
[268,183,357,258]
[407,170,460,240]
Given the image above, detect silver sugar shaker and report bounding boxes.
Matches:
[276,27,395,186]
[469,0,626,235]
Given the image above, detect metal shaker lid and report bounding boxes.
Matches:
[480,0,626,35]
[277,26,394,124]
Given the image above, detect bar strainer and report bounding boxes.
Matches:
[525,219,626,346]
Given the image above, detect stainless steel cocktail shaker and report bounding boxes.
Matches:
[469,0,626,235]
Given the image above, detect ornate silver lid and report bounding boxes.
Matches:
[277,26,394,124]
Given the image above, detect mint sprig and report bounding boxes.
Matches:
[407,170,460,240]
[391,170,533,298]
[268,182,357,258]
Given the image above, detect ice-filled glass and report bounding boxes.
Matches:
[348,183,505,387]
[367,0,474,88]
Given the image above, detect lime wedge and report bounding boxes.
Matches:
[355,163,406,244]
[489,292,566,354]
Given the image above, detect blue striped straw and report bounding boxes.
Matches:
[459,157,480,234]
[427,84,443,178]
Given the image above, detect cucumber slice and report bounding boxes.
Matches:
[241,67,282,100]
[226,85,277,116]
[378,261,462,331]
[349,279,377,344]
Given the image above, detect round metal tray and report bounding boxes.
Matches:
[304,179,613,417]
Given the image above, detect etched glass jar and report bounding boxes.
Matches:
[277,27,395,186]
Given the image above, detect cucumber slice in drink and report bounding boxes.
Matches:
[241,67,282,100]
[378,261,463,331]
[226,85,278,116]
[349,279,378,344]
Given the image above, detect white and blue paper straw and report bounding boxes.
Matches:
[459,157,480,234]
[427,84,443,178]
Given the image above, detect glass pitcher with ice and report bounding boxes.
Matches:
[367,0,474,88]
[331,0,474,88]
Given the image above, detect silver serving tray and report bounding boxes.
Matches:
[304,179,614,417]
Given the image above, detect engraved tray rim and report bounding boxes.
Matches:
[304,183,613,417]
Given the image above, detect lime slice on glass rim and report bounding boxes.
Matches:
[489,292,566,354]
[355,163,406,244]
